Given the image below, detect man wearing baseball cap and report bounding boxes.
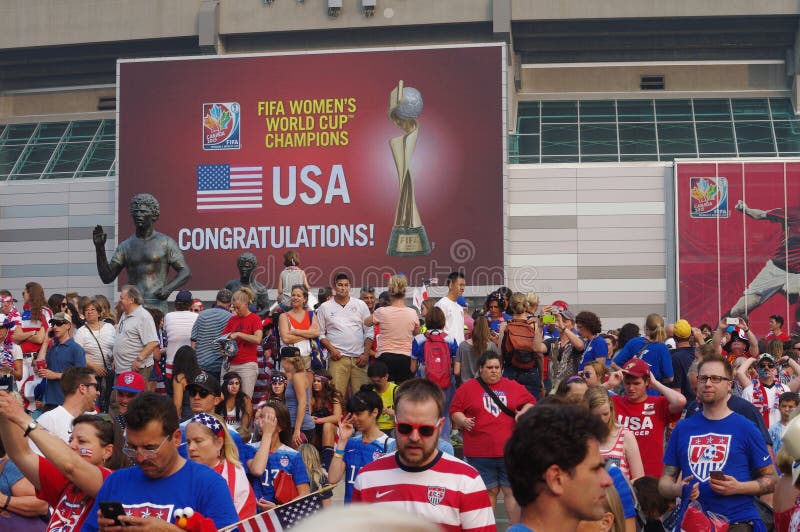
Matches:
[670,319,698,403]
[606,358,686,477]
[37,311,86,410]
[177,372,254,464]
[735,353,800,429]
[113,370,146,430]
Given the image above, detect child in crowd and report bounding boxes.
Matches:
[633,476,674,532]
[367,361,397,437]
[769,391,799,454]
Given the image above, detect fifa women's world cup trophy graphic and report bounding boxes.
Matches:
[386,80,432,257]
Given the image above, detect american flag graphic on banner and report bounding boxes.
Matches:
[237,493,322,532]
[196,164,263,211]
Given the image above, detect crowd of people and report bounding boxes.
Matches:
[0,259,800,531]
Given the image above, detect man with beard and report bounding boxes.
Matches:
[353,378,494,532]
[660,354,776,528]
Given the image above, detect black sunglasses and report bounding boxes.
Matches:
[396,422,438,437]
[50,320,68,327]
[189,388,211,398]
[759,364,775,369]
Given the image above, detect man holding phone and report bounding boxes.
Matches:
[659,354,776,530]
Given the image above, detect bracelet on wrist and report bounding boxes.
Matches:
[334,448,346,456]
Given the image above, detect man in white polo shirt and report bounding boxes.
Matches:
[112,285,159,380]
[316,273,373,397]
[435,271,466,344]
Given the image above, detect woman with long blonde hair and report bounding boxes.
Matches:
[584,386,644,481]
[185,412,256,519]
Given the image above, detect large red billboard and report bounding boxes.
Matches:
[676,160,800,336]
[117,45,505,290]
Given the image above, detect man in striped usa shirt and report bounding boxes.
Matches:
[353,378,495,532]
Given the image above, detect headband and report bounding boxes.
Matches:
[189,413,225,438]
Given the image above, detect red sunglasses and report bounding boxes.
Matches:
[396,420,440,438]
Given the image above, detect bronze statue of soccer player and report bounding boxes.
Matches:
[225,252,269,317]
[93,193,191,309]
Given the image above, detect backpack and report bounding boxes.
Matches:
[502,319,538,370]
[423,332,452,389]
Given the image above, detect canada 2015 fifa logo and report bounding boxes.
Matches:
[203,102,240,150]
[688,433,730,482]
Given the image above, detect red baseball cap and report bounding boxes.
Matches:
[113,371,146,393]
[621,358,651,379]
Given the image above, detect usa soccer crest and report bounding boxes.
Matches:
[123,373,135,385]
[123,502,174,522]
[280,455,290,468]
[688,433,731,482]
[482,391,507,417]
[203,102,241,150]
[372,450,383,460]
[427,486,446,506]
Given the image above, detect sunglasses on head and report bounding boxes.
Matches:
[189,388,211,398]
[396,421,439,437]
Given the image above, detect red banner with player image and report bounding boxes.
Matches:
[675,160,800,337]
[117,45,505,290]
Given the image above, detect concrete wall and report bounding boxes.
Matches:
[0,177,116,299]
[520,63,787,97]
[512,0,800,20]
[506,163,671,330]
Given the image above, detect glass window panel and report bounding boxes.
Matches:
[14,144,57,176]
[96,120,116,140]
[770,98,795,120]
[67,120,101,141]
[0,145,24,175]
[580,124,617,155]
[773,120,800,154]
[620,154,657,162]
[693,99,731,121]
[732,99,770,121]
[696,122,736,154]
[617,100,654,122]
[2,124,37,144]
[518,117,540,134]
[76,141,115,177]
[35,122,69,142]
[517,134,540,157]
[518,101,540,116]
[541,155,579,163]
[655,99,693,122]
[579,101,616,122]
[619,123,657,155]
[541,124,578,155]
[541,101,578,123]
[46,141,90,178]
[581,155,619,162]
[734,121,775,153]
[657,123,696,155]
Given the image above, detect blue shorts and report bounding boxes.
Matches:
[467,456,509,489]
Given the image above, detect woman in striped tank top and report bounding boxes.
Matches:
[584,385,644,481]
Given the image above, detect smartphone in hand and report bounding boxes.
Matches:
[99,501,127,526]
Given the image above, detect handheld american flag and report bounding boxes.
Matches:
[196,164,263,211]
[220,490,325,532]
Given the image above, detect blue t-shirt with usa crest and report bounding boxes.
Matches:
[663,411,771,523]
[343,434,396,503]
[249,443,310,503]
